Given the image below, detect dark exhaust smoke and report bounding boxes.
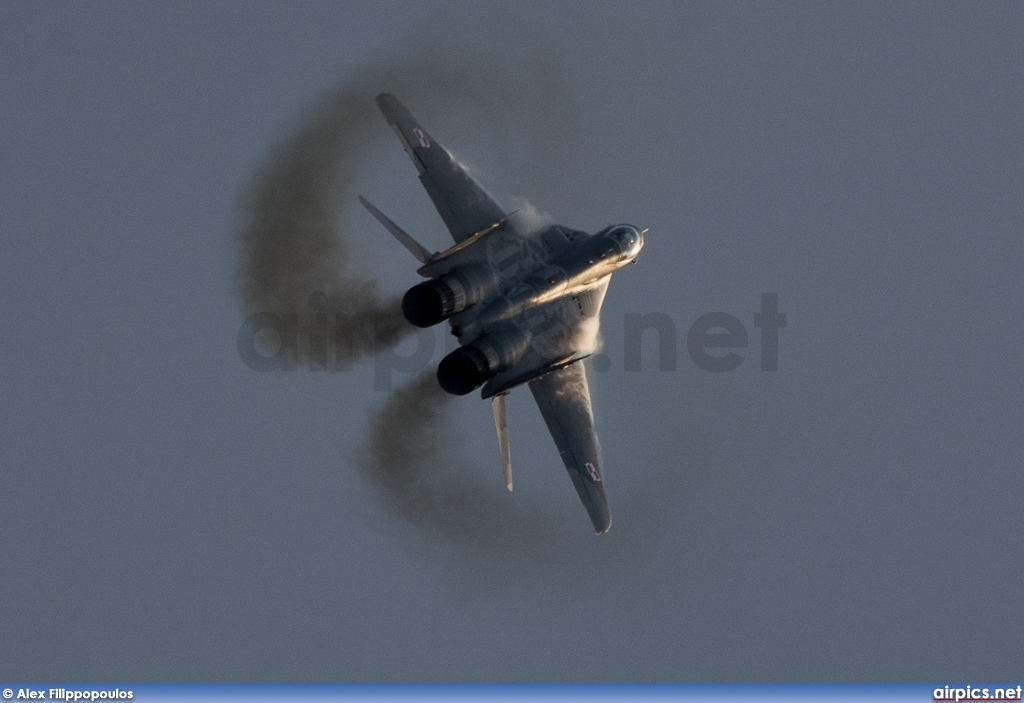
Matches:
[360,372,555,549]
[236,54,560,368]
[235,53,581,555]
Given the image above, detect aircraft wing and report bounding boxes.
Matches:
[376,93,507,244]
[529,361,612,534]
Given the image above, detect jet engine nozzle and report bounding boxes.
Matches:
[436,332,529,395]
[437,345,495,395]
[402,271,487,328]
[401,276,463,327]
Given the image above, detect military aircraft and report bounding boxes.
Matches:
[360,94,643,534]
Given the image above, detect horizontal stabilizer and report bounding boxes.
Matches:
[358,195,435,264]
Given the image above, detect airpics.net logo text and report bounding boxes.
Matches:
[236,293,787,390]
[934,684,1023,701]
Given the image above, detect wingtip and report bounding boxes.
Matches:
[582,487,611,535]
[374,93,407,123]
[589,507,612,535]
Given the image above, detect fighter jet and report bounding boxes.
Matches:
[361,94,643,534]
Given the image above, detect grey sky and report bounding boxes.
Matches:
[2,1,1022,681]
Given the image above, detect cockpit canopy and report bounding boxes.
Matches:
[606,225,644,261]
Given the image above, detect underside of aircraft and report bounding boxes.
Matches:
[361,94,643,534]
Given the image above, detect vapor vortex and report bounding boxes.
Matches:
[362,372,554,547]
[235,66,413,364]
[234,57,565,548]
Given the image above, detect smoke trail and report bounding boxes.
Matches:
[235,54,555,368]
[360,372,556,551]
[235,53,584,555]
[360,370,664,587]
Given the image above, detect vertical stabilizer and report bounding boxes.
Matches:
[358,195,435,264]
[492,394,513,492]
